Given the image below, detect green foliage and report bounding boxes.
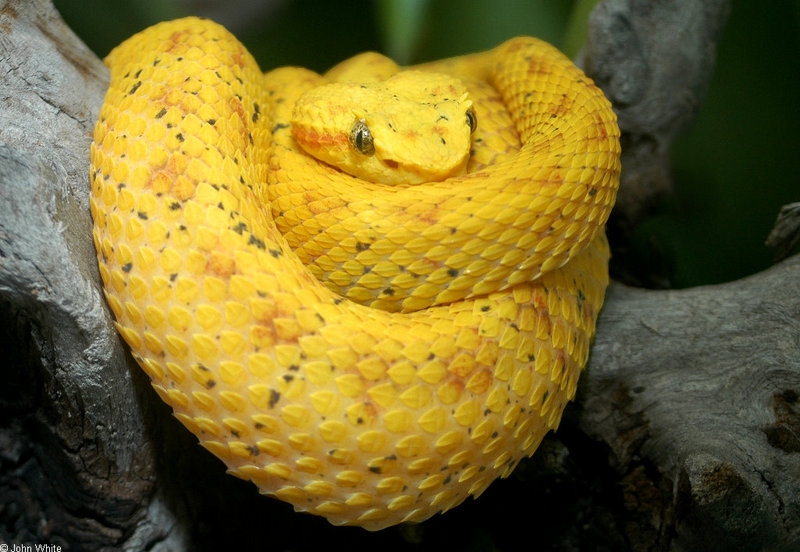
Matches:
[376,0,579,62]
[376,0,430,64]
[56,0,183,58]
[55,0,581,67]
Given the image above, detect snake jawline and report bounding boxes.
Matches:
[90,17,620,530]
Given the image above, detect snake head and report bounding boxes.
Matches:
[291,71,475,185]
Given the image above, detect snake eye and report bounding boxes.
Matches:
[466,107,477,134]
[350,119,375,155]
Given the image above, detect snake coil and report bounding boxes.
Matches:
[91,17,620,529]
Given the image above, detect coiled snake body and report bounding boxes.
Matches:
[90,17,620,529]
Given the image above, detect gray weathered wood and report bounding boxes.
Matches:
[582,258,800,551]
[0,0,186,549]
[767,202,800,262]
[579,0,731,228]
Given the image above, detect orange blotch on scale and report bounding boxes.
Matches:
[250,324,275,349]
[464,369,492,394]
[447,352,476,378]
[436,380,462,404]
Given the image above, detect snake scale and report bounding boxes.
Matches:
[90,17,620,529]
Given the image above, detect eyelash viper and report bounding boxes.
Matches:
[90,17,620,530]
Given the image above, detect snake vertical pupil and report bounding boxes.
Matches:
[466,107,477,133]
[350,119,375,155]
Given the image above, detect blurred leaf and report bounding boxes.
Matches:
[561,0,600,57]
[412,0,575,62]
[235,0,380,72]
[376,0,431,64]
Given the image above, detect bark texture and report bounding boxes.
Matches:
[2,0,798,551]
[579,0,731,229]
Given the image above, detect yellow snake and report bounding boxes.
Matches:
[90,17,620,530]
